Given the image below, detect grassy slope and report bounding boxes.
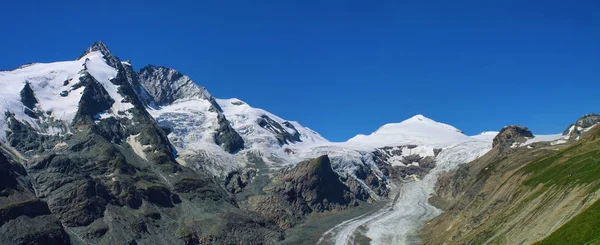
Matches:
[534,198,600,245]
[521,126,600,189]
[522,126,600,244]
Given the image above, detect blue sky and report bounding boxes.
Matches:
[1,1,599,141]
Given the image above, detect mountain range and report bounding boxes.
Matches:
[0,42,598,245]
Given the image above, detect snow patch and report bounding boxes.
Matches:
[127,134,151,160]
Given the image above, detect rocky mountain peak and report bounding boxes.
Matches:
[561,113,600,140]
[78,41,121,69]
[138,65,219,109]
[84,41,111,55]
[575,113,600,128]
[492,125,533,149]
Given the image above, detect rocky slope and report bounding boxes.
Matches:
[246,155,367,229]
[0,150,70,245]
[0,42,285,244]
[422,115,600,244]
[0,41,405,244]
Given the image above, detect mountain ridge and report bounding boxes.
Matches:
[0,41,597,245]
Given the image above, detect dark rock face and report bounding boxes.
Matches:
[79,41,121,69]
[5,113,53,153]
[561,114,600,141]
[270,155,351,212]
[121,61,156,108]
[492,125,533,149]
[248,156,364,229]
[350,163,389,198]
[257,115,302,145]
[372,146,436,182]
[215,114,245,153]
[224,168,257,194]
[72,73,115,125]
[0,151,71,245]
[575,113,600,128]
[138,65,221,110]
[20,82,39,118]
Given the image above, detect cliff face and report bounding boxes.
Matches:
[246,155,368,229]
[0,151,71,245]
[422,125,600,244]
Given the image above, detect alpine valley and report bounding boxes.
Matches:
[1,42,599,245]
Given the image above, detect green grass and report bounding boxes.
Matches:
[520,136,600,189]
[534,199,600,245]
[522,127,600,244]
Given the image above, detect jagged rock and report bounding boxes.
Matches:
[5,113,47,152]
[248,155,366,229]
[257,115,302,145]
[562,114,600,141]
[138,65,220,109]
[434,148,443,156]
[492,125,533,149]
[575,113,600,128]
[72,73,115,125]
[0,151,70,245]
[267,155,353,213]
[214,114,244,153]
[20,82,38,110]
[372,145,436,182]
[20,82,39,118]
[79,41,121,69]
[225,168,257,194]
[121,60,155,107]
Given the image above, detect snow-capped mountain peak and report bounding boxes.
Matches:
[81,41,111,57]
[79,41,121,69]
[0,48,134,143]
[373,114,464,135]
[346,114,470,148]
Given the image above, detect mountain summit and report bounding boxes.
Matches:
[347,114,471,147]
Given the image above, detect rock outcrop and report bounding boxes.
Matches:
[0,151,70,245]
[256,115,303,145]
[215,114,245,153]
[138,65,219,108]
[248,155,366,229]
[492,125,533,149]
[563,113,600,140]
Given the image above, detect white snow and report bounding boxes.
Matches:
[520,134,564,146]
[144,95,331,175]
[346,115,471,149]
[0,51,133,143]
[217,98,329,149]
[148,98,218,149]
[146,98,243,175]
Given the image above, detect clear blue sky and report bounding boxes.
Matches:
[1,1,599,141]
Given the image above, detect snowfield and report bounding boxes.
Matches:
[0,51,132,143]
